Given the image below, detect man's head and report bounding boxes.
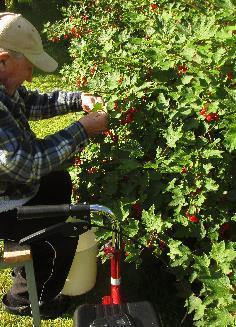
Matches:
[0,48,34,95]
[0,12,58,72]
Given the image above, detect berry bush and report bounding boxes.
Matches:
[44,0,236,325]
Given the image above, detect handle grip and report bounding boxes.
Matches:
[17,204,90,220]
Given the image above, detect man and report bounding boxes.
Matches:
[0,12,108,318]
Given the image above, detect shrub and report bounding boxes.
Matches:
[44,0,236,325]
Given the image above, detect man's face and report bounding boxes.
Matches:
[0,52,33,96]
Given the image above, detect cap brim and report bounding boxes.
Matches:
[24,51,58,73]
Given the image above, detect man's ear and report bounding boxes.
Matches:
[0,52,10,70]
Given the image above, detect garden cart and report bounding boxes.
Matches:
[17,204,160,327]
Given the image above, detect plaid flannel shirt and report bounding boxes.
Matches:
[0,84,89,212]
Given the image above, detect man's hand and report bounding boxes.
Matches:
[79,110,108,137]
[81,92,104,112]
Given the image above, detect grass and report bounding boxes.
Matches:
[24,74,80,138]
[0,2,194,327]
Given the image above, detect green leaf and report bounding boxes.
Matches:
[204,308,235,327]
[103,171,119,196]
[202,149,223,159]
[182,47,197,61]
[205,178,219,192]
[157,93,170,109]
[142,205,170,233]
[167,239,191,268]
[182,75,194,85]
[164,124,183,148]
[211,242,236,274]
[193,254,211,273]
[124,219,139,238]
[188,295,205,321]
[92,102,104,112]
[118,159,140,172]
[202,276,231,297]
[224,124,236,151]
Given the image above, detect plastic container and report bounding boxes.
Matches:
[74,301,161,327]
[61,229,98,296]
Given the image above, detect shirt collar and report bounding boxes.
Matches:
[0,84,20,102]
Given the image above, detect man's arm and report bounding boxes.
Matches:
[18,86,104,121]
[18,86,83,120]
[0,104,107,184]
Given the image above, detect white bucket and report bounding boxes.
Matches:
[61,228,98,296]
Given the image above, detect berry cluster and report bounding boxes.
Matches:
[104,130,119,143]
[121,107,138,125]
[199,106,219,122]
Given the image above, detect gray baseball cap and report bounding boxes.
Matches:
[0,12,58,72]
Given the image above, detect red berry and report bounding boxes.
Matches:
[178,65,188,74]
[76,79,81,88]
[121,112,134,125]
[212,113,219,121]
[74,157,81,167]
[104,244,115,255]
[81,75,88,85]
[82,14,89,21]
[71,27,77,35]
[114,101,119,110]
[189,215,199,223]
[104,130,112,137]
[206,113,214,122]
[181,166,187,174]
[127,107,137,114]
[200,106,207,116]
[132,202,142,219]
[219,222,231,239]
[87,167,97,174]
[51,37,60,43]
[118,77,123,84]
[111,135,119,143]
[90,66,96,76]
[159,240,166,251]
[205,112,219,122]
[227,72,233,80]
[150,3,158,10]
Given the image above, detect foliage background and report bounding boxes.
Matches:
[0,0,235,326]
